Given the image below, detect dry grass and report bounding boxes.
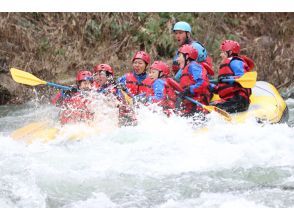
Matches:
[0,12,293,104]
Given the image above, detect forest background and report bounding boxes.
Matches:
[0,12,293,104]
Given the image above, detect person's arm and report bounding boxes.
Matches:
[148,80,165,103]
[230,60,245,77]
[174,68,182,82]
[117,74,127,86]
[188,63,204,94]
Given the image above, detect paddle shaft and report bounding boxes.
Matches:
[209,71,257,88]
[174,90,206,109]
[46,82,73,90]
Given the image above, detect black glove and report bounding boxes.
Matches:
[179,87,192,98]
[63,87,78,97]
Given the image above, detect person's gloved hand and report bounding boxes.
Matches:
[179,87,192,98]
[63,87,78,97]
[219,76,235,85]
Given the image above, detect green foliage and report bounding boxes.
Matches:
[85,19,101,41]
[54,48,66,57]
[37,37,51,56]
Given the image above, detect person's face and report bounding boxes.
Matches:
[149,68,160,80]
[174,30,188,47]
[94,71,109,86]
[79,80,93,90]
[176,53,186,69]
[220,51,228,62]
[133,59,147,74]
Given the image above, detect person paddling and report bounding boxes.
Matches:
[211,40,255,113]
[117,51,153,126]
[146,60,177,116]
[58,70,95,125]
[176,44,211,117]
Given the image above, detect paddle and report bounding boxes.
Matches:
[166,78,232,121]
[209,71,257,88]
[120,89,133,105]
[10,121,50,141]
[10,68,73,90]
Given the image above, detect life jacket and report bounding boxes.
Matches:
[51,91,62,106]
[179,62,211,115]
[179,62,211,105]
[125,72,153,96]
[150,78,177,110]
[59,93,94,125]
[201,61,214,76]
[218,56,253,101]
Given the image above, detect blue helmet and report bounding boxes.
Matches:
[173,21,192,33]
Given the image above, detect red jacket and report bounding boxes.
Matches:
[59,93,94,125]
[149,78,177,110]
[179,62,211,114]
[218,56,254,101]
[125,72,153,96]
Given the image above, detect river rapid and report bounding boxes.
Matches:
[0,92,294,208]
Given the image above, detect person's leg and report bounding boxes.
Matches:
[215,96,249,113]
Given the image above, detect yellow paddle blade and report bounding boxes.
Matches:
[10,68,47,86]
[204,105,232,122]
[235,71,257,88]
[121,90,133,105]
[10,121,50,140]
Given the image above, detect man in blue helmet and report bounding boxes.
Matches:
[172,21,214,81]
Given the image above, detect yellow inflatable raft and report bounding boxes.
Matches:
[10,81,288,143]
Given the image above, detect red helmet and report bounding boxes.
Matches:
[178,44,198,60]
[150,61,170,77]
[76,70,93,82]
[220,40,240,54]
[132,51,150,65]
[93,64,114,76]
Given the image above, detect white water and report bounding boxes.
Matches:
[0,99,294,208]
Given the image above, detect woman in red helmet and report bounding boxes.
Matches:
[176,44,211,117]
[212,40,255,113]
[58,70,95,125]
[93,64,115,90]
[147,61,177,115]
[116,51,153,126]
[118,51,153,97]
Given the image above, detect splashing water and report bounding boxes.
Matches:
[0,97,294,208]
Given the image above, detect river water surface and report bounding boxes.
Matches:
[0,91,294,208]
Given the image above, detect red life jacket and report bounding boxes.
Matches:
[179,62,211,114]
[218,56,253,101]
[59,94,94,125]
[150,78,177,110]
[125,72,153,96]
[51,91,62,105]
[179,62,211,105]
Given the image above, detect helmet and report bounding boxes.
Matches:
[178,44,198,60]
[93,64,114,76]
[173,21,192,33]
[150,61,170,77]
[132,51,151,65]
[220,40,240,54]
[76,70,93,82]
